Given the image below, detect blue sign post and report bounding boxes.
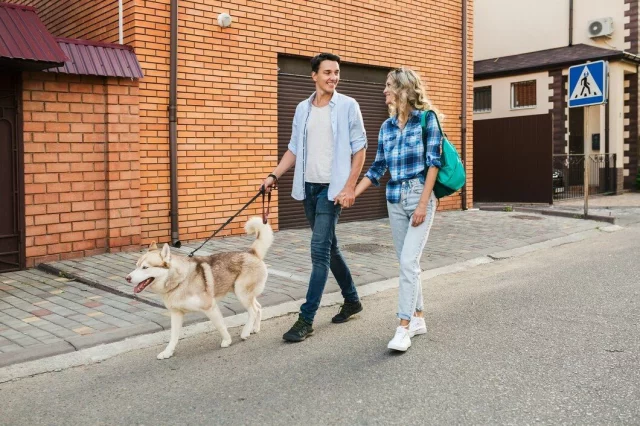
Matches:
[568,60,608,108]
[567,60,609,217]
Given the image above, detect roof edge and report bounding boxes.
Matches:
[0,2,36,12]
[43,38,144,79]
[55,37,135,52]
[475,53,628,80]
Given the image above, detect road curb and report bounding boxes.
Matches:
[0,341,75,369]
[478,205,616,224]
[66,323,164,350]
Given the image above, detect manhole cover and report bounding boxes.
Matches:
[342,243,392,254]
[511,215,543,221]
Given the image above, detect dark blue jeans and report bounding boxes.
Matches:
[299,183,359,324]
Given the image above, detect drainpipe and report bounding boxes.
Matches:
[569,0,574,46]
[118,0,123,44]
[461,0,468,210]
[169,0,181,247]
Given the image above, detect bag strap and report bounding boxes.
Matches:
[420,110,445,147]
[420,110,443,205]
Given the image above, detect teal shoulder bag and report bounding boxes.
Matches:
[421,110,466,199]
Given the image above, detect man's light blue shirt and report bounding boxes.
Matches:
[287,91,367,201]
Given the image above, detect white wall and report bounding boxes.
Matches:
[475,0,629,61]
[473,72,553,121]
[573,1,628,51]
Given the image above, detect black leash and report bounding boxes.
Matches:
[188,179,276,257]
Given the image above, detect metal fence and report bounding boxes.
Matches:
[552,154,617,201]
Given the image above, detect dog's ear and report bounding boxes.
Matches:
[149,241,158,251]
[161,243,171,264]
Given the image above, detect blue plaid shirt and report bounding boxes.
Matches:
[365,109,442,203]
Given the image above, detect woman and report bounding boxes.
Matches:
[354,68,441,351]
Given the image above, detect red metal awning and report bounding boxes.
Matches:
[46,38,144,79]
[0,2,67,68]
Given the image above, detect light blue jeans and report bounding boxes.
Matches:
[387,178,437,321]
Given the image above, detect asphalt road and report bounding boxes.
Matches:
[1,224,639,425]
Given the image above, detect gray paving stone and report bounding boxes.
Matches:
[0,344,24,354]
[96,316,133,328]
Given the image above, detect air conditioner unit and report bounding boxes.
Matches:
[588,17,614,38]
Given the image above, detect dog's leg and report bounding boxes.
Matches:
[235,292,256,340]
[157,310,183,360]
[253,299,262,334]
[204,305,232,348]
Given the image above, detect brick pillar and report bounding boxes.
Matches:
[624,74,639,189]
[549,69,567,156]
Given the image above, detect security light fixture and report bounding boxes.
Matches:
[217,13,232,28]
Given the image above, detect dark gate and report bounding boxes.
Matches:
[277,71,390,229]
[0,73,25,272]
[473,113,553,203]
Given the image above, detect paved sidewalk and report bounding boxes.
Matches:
[554,192,640,225]
[478,192,640,226]
[0,210,606,367]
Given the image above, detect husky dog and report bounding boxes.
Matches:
[126,217,273,359]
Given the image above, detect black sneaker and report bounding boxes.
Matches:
[331,300,363,323]
[283,318,314,342]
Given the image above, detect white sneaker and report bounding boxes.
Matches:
[409,316,427,337]
[387,326,411,351]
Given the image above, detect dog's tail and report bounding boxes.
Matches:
[245,216,273,260]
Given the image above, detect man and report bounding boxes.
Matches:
[262,52,367,342]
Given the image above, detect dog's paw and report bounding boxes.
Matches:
[220,339,232,348]
[157,350,174,360]
[240,332,250,340]
[252,324,261,334]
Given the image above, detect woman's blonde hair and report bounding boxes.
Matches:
[386,67,443,127]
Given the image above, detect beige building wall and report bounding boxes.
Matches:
[473,62,633,165]
[474,72,553,121]
[475,0,628,60]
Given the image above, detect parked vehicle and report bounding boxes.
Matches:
[553,168,564,193]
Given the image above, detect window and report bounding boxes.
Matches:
[511,80,537,109]
[473,86,492,113]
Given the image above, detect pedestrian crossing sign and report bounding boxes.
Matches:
[568,60,608,108]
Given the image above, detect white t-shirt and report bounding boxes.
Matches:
[305,104,334,183]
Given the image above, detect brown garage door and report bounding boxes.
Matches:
[277,66,390,229]
[0,73,25,272]
[473,113,553,203]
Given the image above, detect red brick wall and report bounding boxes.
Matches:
[6,0,134,44]
[133,0,475,245]
[12,0,473,248]
[22,72,141,266]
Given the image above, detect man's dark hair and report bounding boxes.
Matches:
[310,53,341,73]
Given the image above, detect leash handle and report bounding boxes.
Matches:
[262,190,271,224]
[262,173,277,224]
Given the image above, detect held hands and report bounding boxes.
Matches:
[335,185,356,208]
[336,178,370,208]
[411,203,427,227]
